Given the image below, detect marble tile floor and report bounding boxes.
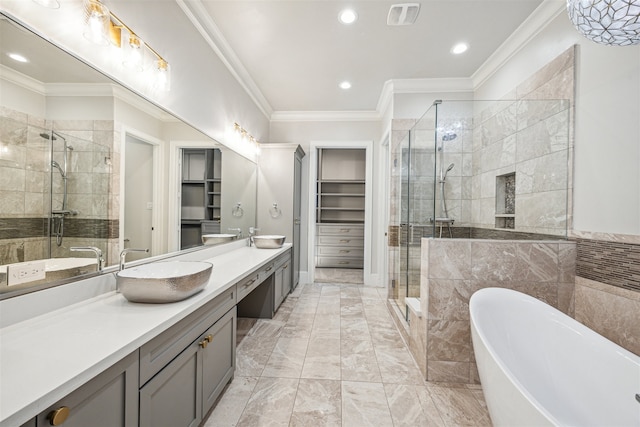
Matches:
[314,268,364,285]
[204,282,492,427]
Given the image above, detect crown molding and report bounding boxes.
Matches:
[177,0,273,120]
[471,0,566,89]
[270,110,381,122]
[0,64,45,95]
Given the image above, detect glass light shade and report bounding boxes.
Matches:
[83,0,111,46]
[122,32,145,71]
[32,0,60,9]
[154,59,171,91]
[567,0,640,46]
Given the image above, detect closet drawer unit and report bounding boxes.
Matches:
[316,257,363,268]
[316,246,364,258]
[317,235,364,247]
[316,224,364,237]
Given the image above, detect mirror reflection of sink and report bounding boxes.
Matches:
[252,235,286,249]
[202,234,237,246]
[116,261,212,303]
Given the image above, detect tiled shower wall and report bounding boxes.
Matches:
[0,106,118,270]
[410,238,576,383]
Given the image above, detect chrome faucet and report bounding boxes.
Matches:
[119,248,149,271]
[70,246,104,271]
[228,227,242,238]
[248,227,260,246]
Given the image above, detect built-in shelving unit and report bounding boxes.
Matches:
[181,148,222,249]
[315,148,366,269]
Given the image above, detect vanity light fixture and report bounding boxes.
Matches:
[567,0,640,46]
[233,122,259,144]
[450,42,469,55]
[82,0,171,89]
[339,81,352,89]
[8,52,28,63]
[339,9,358,24]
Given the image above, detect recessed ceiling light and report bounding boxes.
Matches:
[339,81,352,90]
[339,9,358,24]
[451,43,469,55]
[8,53,28,63]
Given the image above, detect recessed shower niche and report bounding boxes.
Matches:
[495,172,515,229]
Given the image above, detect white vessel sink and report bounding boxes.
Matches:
[117,261,212,303]
[202,233,237,245]
[252,235,286,249]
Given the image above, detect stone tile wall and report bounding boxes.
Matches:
[409,238,576,384]
[0,107,117,268]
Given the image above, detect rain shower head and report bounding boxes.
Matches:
[442,132,457,142]
[39,132,56,141]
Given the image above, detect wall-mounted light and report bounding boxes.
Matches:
[567,0,640,46]
[81,0,171,89]
[233,122,259,144]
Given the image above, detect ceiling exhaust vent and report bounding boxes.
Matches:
[387,3,420,26]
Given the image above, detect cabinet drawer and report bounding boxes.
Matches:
[236,273,260,301]
[37,352,138,427]
[316,256,363,268]
[316,224,364,237]
[316,246,364,257]
[139,287,236,385]
[317,235,364,247]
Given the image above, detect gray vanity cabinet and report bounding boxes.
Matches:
[274,257,291,310]
[34,352,138,427]
[139,341,202,427]
[139,307,236,427]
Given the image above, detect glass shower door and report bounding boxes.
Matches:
[398,106,437,319]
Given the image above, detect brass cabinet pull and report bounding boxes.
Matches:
[340,229,350,233]
[265,266,273,272]
[199,334,213,348]
[339,250,350,253]
[48,406,70,426]
[283,264,288,268]
[339,239,350,243]
[338,261,349,265]
[243,278,257,287]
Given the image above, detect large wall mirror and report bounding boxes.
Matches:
[0,14,257,298]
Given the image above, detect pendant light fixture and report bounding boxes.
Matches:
[567,0,640,46]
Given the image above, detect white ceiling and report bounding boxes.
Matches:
[193,0,544,112]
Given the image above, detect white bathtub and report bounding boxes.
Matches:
[470,287,640,427]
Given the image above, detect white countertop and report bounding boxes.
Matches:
[0,244,290,427]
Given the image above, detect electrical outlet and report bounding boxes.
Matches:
[6,261,46,286]
[146,202,153,210]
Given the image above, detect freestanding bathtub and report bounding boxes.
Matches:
[470,287,640,426]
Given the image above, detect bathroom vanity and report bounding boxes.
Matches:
[0,241,291,427]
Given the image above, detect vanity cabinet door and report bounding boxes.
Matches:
[19,418,35,427]
[274,255,292,311]
[202,308,236,415]
[36,352,138,427]
[139,342,202,427]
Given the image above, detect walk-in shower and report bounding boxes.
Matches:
[41,131,76,246]
[391,98,571,321]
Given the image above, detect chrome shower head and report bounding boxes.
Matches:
[442,132,457,142]
[39,132,56,141]
[446,163,455,172]
[51,160,65,177]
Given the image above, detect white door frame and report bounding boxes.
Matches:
[120,127,164,257]
[167,140,220,252]
[307,141,374,285]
